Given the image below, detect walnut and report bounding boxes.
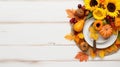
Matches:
[79,42,89,52]
[75,8,84,18]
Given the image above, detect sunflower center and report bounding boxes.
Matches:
[107,3,116,12]
[90,0,98,7]
[96,23,100,27]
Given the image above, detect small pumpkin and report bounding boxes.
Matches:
[73,19,85,32]
[93,20,103,31]
[99,24,113,39]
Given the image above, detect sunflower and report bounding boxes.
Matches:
[105,0,120,17]
[93,20,103,31]
[84,0,99,11]
[93,8,106,20]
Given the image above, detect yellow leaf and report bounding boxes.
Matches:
[78,33,84,39]
[99,50,105,58]
[66,9,76,18]
[64,33,74,41]
[89,26,96,33]
[89,26,99,40]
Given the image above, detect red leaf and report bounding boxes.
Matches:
[75,52,89,62]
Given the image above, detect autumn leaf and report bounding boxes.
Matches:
[115,32,120,48]
[66,9,76,18]
[89,26,99,40]
[75,52,89,62]
[98,50,105,58]
[117,31,120,40]
[74,35,80,44]
[89,48,96,59]
[78,33,84,39]
[115,39,120,45]
[105,45,118,54]
[64,33,74,41]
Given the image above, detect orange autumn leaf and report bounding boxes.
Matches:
[75,52,89,62]
[66,9,76,18]
[89,48,96,59]
[74,35,80,44]
[105,45,118,53]
[64,33,74,41]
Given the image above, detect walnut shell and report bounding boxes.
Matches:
[79,42,89,52]
[75,8,84,18]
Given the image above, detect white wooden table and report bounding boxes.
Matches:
[0,0,120,67]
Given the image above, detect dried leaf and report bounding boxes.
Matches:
[115,39,120,44]
[64,33,74,41]
[105,45,118,54]
[66,9,76,18]
[75,52,89,62]
[98,50,105,58]
[74,35,80,44]
[89,26,99,40]
[78,33,84,39]
[115,32,120,48]
[89,48,96,59]
[118,31,120,40]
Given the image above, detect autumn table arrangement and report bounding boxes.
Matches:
[65,0,120,61]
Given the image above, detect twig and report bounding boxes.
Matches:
[93,40,96,53]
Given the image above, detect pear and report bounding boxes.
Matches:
[73,20,84,32]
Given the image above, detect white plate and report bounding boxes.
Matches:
[83,18,118,49]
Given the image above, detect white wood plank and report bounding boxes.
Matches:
[0,46,79,60]
[0,23,75,45]
[0,46,119,61]
[0,61,120,67]
[0,1,83,22]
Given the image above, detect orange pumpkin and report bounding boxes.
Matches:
[99,24,113,39]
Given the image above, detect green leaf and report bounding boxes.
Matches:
[86,12,93,20]
[103,20,107,25]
